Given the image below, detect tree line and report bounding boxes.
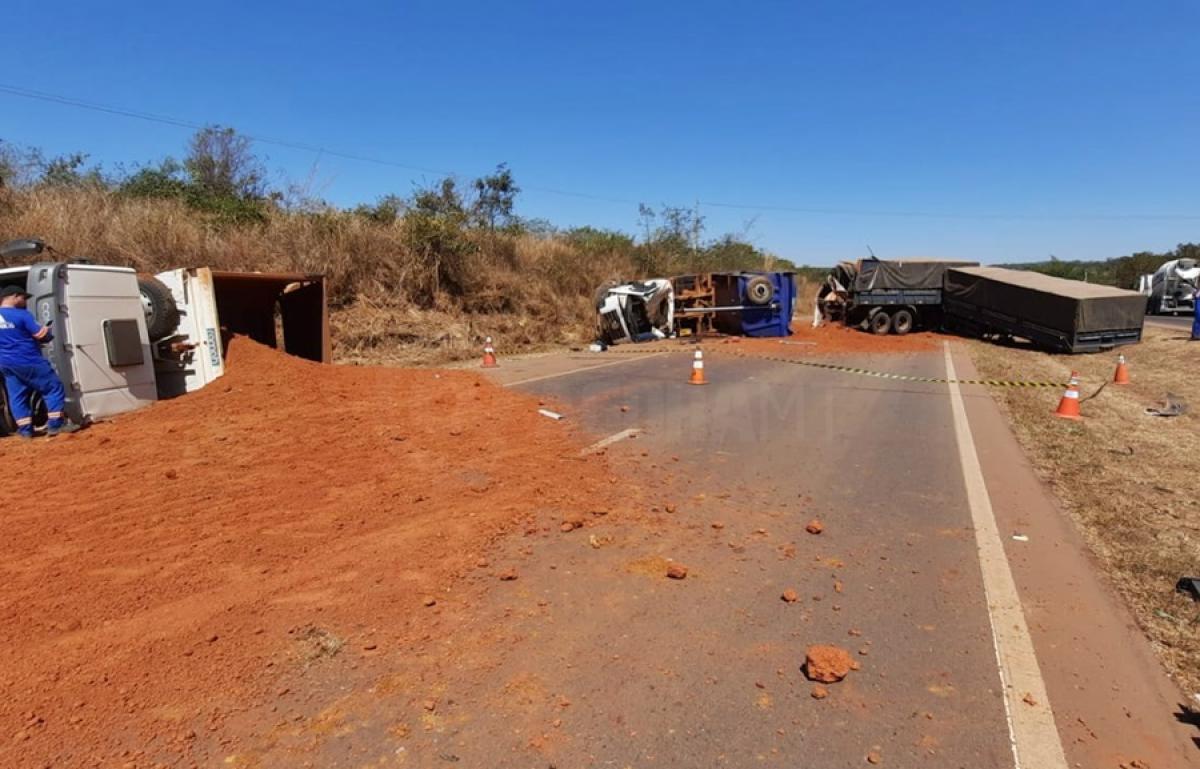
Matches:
[0,126,795,276]
[1004,244,1199,289]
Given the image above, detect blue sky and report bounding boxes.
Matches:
[2,0,1197,266]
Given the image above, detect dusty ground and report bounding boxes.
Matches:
[0,338,625,768]
[968,325,1200,696]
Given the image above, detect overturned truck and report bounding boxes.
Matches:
[595,271,795,345]
[0,238,328,435]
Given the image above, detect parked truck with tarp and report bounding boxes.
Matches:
[942,266,1145,353]
[816,257,979,335]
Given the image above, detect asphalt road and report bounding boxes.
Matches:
[240,343,1198,768]
[435,343,1193,769]
[1145,314,1196,332]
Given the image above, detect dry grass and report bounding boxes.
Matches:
[968,326,1200,694]
[0,186,813,366]
[0,187,631,364]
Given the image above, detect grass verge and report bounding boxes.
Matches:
[967,325,1200,696]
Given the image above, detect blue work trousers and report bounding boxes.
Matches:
[2,359,66,436]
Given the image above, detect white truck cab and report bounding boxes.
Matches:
[0,262,158,426]
[0,238,331,436]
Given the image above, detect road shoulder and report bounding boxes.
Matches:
[951,344,1198,768]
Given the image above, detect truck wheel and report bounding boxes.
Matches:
[138,275,181,341]
[869,310,892,335]
[891,308,914,335]
[745,276,774,306]
[29,392,47,428]
[0,386,15,435]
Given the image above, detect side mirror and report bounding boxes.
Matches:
[0,238,46,262]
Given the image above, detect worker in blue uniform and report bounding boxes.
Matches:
[0,285,74,438]
[1192,286,1200,341]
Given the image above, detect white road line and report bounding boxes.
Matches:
[500,353,669,387]
[580,428,641,455]
[944,342,1068,769]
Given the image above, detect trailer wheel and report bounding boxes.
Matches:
[891,308,914,335]
[869,310,891,335]
[138,275,181,341]
[745,276,774,306]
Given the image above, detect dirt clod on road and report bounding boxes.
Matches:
[804,645,855,683]
[805,519,825,535]
[0,337,619,767]
[666,563,689,579]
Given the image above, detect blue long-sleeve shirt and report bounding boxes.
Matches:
[0,307,50,368]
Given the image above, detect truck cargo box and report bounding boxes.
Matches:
[944,267,1145,353]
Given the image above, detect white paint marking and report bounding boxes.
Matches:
[944,342,1068,769]
[501,352,669,387]
[580,428,641,455]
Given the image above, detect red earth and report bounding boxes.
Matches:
[0,337,623,768]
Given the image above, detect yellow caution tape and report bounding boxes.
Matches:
[596,345,1067,388]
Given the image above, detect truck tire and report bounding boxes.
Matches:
[869,310,891,335]
[29,392,47,428]
[745,276,774,306]
[137,275,180,341]
[0,386,15,435]
[891,308,914,335]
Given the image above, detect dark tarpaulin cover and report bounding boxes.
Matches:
[944,267,1146,333]
[839,258,979,291]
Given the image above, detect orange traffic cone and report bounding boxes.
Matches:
[481,336,499,368]
[1112,354,1130,385]
[689,349,708,385]
[1054,371,1082,420]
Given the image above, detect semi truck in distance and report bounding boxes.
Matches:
[1137,258,1198,315]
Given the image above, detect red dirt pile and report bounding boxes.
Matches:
[0,337,618,767]
[719,322,943,356]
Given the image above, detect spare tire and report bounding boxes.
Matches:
[137,275,180,340]
[745,275,774,306]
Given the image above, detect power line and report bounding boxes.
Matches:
[698,199,1200,222]
[2,82,1198,222]
[0,83,455,177]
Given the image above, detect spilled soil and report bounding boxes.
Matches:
[717,322,945,356]
[0,337,621,768]
[603,322,946,360]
